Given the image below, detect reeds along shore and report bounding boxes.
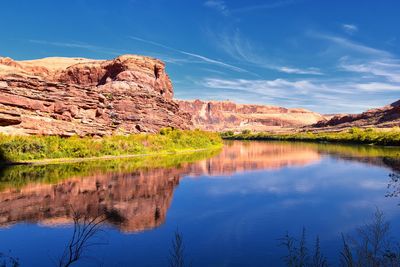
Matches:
[0,128,222,162]
[221,127,400,146]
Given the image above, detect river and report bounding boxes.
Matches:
[0,141,399,266]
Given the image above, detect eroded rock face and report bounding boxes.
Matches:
[313,99,400,129]
[177,99,324,132]
[0,55,191,136]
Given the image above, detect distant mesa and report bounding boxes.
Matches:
[312,99,400,129]
[177,99,325,132]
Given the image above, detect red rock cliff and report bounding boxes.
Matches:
[313,99,400,129]
[178,99,324,132]
[0,55,192,136]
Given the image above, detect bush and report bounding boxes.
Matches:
[221,128,400,146]
[0,129,223,162]
[241,129,251,135]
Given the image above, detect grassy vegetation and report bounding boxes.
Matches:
[222,127,400,146]
[0,148,221,191]
[279,209,400,267]
[0,128,222,162]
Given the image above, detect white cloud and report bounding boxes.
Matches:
[204,0,229,16]
[179,51,248,73]
[353,82,399,92]
[340,59,400,83]
[215,30,323,75]
[279,66,323,75]
[129,36,251,73]
[28,39,124,56]
[200,77,399,113]
[204,0,297,16]
[231,0,297,13]
[342,24,358,34]
[311,32,391,57]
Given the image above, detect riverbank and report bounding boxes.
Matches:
[0,148,222,191]
[0,129,222,163]
[221,127,400,146]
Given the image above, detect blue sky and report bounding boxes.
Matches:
[1,0,400,113]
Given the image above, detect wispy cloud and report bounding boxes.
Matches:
[231,0,297,13]
[204,0,299,16]
[215,30,323,75]
[339,58,400,83]
[179,51,247,72]
[278,66,323,75]
[342,24,358,34]
[204,0,229,16]
[352,82,399,92]
[129,36,251,73]
[310,32,391,57]
[28,39,200,67]
[199,77,399,113]
[28,39,125,56]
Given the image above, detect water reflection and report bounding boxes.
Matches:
[386,172,400,200]
[186,141,321,175]
[0,152,216,232]
[0,141,399,234]
[0,167,180,232]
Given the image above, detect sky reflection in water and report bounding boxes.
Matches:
[0,141,399,266]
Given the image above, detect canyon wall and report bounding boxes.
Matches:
[313,99,400,129]
[0,55,192,136]
[178,99,324,132]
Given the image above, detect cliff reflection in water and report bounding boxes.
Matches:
[0,141,399,233]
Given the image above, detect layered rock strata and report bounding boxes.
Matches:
[313,99,400,129]
[0,55,191,136]
[178,99,324,132]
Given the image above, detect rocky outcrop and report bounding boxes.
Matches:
[178,99,324,132]
[0,55,192,136]
[313,99,400,129]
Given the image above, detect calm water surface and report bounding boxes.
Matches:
[0,141,399,266]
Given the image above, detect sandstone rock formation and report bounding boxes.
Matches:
[313,99,400,129]
[0,55,191,136]
[178,99,324,132]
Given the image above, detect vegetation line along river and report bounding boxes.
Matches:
[0,129,222,163]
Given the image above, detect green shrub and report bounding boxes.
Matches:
[0,129,222,162]
[221,128,400,146]
[241,129,251,135]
